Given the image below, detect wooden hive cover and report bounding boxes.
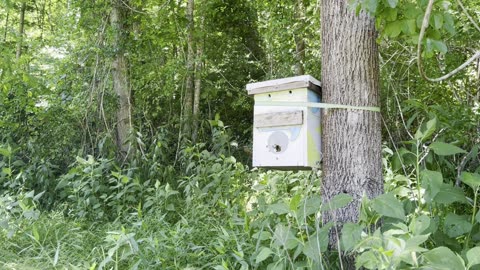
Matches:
[246,75,321,96]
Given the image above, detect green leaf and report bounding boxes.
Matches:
[414,117,437,141]
[255,247,273,264]
[356,251,380,269]
[405,234,429,251]
[467,247,480,268]
[340,223,364,251]
[268,202,290,215]
[252,231,271,241]
[2,167,12,176]
[409,215,431,235]
[303,236,321,262]
[444,213,472,238]
[371,193,405,220]
[303,224,332,262]
[460,172,480,189]
[430,39,448,54]
[0,145,12,158]
[362,0,378,14]
[289,193,301,211]
[421,170,443,202]
[434,183,468,205]
[401,19,417,35]
[383,8,397,21]
[321,193,353,212]
[384,21,402,38]
[423,247,465,269]
[443,13,455,35]
[273,224,298,250]
[433,13,444,29]
[296,194,322,220]
[386,0,398,8]
[429,142,466,156]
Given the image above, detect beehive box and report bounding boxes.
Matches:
[246,75,322,169]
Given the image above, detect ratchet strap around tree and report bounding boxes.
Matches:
[254,101,381,112]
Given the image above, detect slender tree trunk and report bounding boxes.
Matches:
[111,0,133,159]
[192,44,203,142]
[39,0,46,40]
[16,2,27,60]
[293,0,305,75]
[321,0,383,265]
[4,9,9,42]
[183,0,195,138]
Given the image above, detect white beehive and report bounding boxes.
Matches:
[246,75,322,169]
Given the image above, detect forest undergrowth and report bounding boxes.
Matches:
[1,111,480,270]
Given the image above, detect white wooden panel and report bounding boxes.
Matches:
[254,111,303,128]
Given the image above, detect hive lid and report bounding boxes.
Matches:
[246,75,321,95]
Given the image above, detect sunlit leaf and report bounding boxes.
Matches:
[434,183,468,205]
[423,247,465,269]
[409,215,431,235]
[371,193,405,220]
[384,21,402,37]
[467,247,480,268]
[429,142,466,156]
[255,247,273,264]
[432,13,444,29]
[340,223,364,251]
[386,0,398,8]
[414,117,437,141]
[444,213,472,238]
[430,39,448,54]
[321,193,353,212]
[421,169,443,202]
[460,172,480,189]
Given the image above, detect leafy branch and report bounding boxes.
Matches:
[417,0,480,82]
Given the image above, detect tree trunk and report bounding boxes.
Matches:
[293,0,305,75]
[320,0,383,263]
[4,9,9,42]
[111,0,133,159]
[192,42,203,142]
[183,0,195,138]
[16,2,26,60]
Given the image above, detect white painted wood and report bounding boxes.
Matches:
[246,75,321,95]
[254,111,303,128]
[248,76,322,170]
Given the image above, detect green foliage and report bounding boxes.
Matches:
[56,156,142,220]
[1,0,480,269]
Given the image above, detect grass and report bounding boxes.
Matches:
[0,212,106,269]
[0,204,253,270]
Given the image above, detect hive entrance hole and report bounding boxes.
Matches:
[273,144,282,152]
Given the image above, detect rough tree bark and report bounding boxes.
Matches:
[16,2,26,60]
[111,0,133,159]
[321,0,383,264]
[183,0,195,138]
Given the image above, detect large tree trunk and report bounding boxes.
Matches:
[320,0,383,262]
[111,0,133,159]
[16,2,26,60]
[183,0,195,138]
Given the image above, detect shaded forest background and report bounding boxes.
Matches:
[0,0,480,269]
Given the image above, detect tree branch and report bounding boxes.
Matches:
[456,0,480,33]
[417,0,480,82]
